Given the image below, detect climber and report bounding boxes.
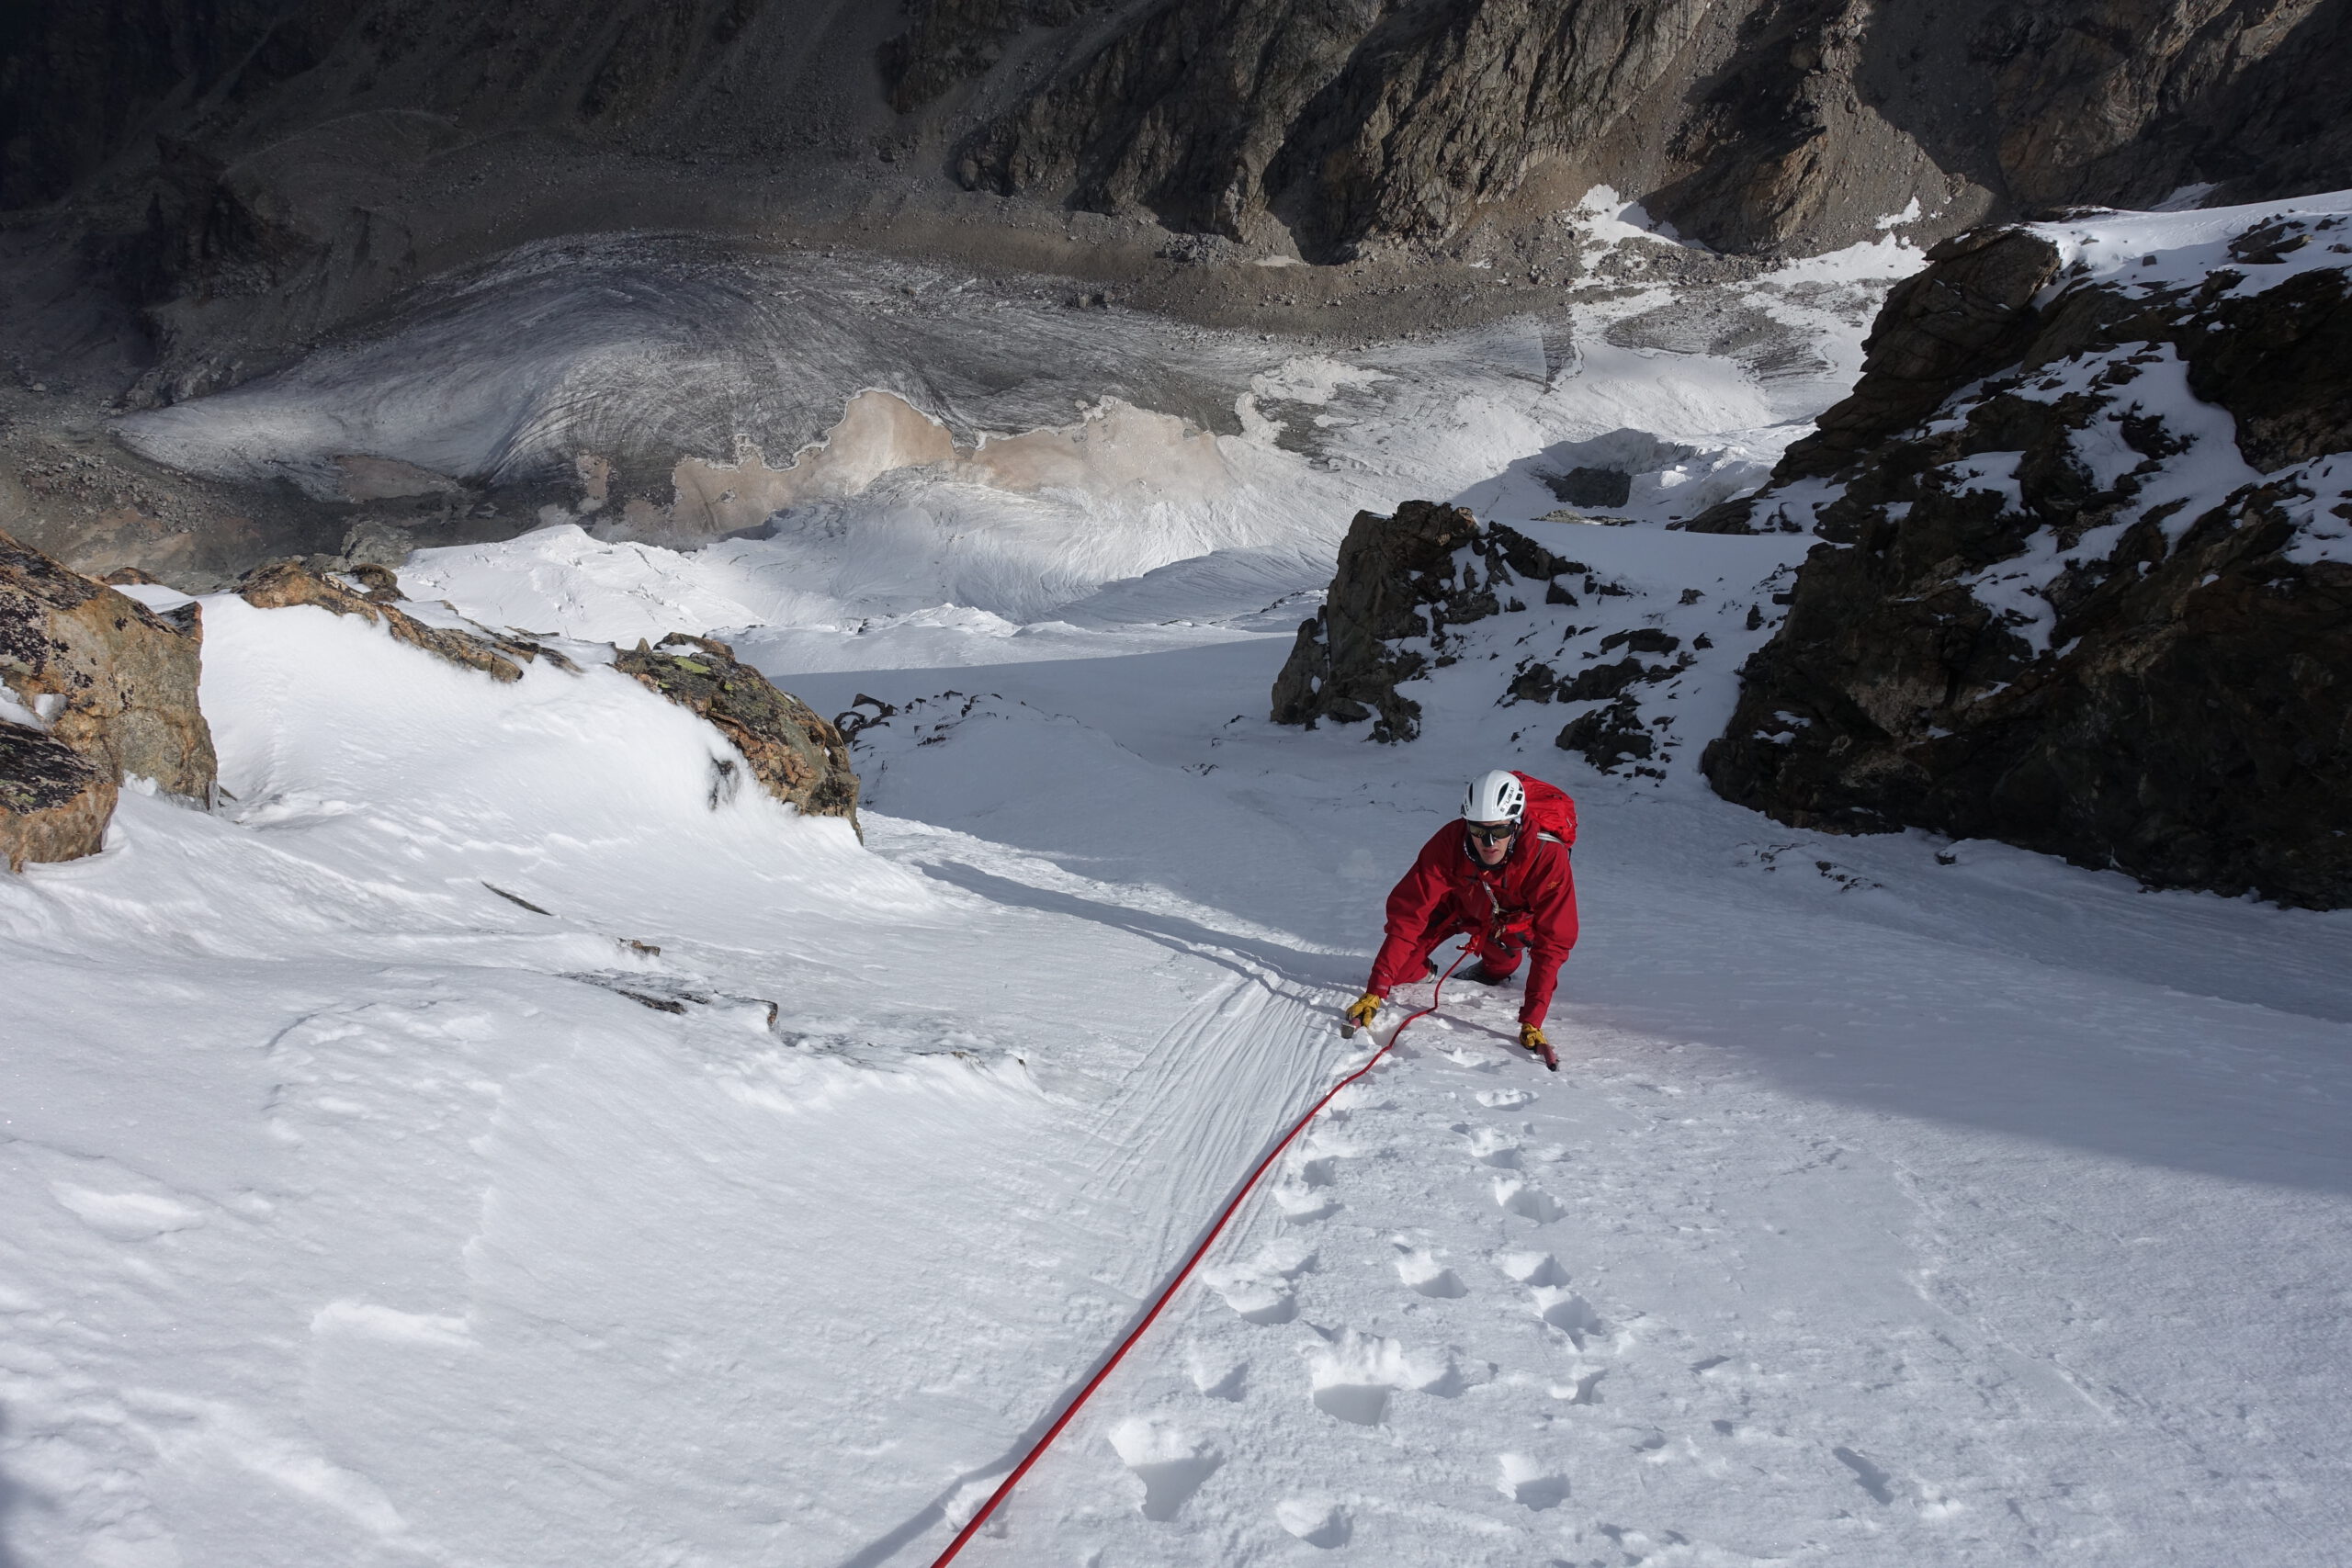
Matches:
[1342,770,1578,1066]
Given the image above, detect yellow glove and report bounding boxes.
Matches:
[1341,992,1383,1036]
[1519,1022,1548,1054]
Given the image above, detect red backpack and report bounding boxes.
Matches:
[1511,771,1577,849]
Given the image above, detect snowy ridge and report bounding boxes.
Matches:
[2030,190,2352,302]
[0,580,1356,1565]
[1754,194,2352,623]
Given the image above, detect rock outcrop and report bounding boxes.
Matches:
[1761,227,2071,494]
[0,721,119,872]
[1270,499,1755,771]
[2,525,215,869]
[1271,501,1571,741]
[936,0,2352,260]
[1703,204,2352,908]
[2,526,216,798]
[237,560,578,681]
[616,634,861,834]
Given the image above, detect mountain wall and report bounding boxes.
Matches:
[1701,198,2352,908]
[903,0,2352,261]
[1267,500,1783,779]
[6,0,2347,312]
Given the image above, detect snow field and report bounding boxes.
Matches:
[7,505,2349,1565]
[7,195,2352,1566]
[0,594,1353,1566]
[789,634,2352,1567]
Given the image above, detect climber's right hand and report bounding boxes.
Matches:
[1341,992,1383,1036]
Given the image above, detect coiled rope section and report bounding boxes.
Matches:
[928,949,1471,1565]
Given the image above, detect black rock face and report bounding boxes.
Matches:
[1270,502,1582,742]
[939,0,2352,260]
[1544,468,1634,509]
[10,0,2349,268]
[1269,501,1488,742]
[1776,227,2069,484]
[1704,210,2352,908]
[1556,698,1655,773]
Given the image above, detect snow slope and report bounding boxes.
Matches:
[801,630,2352,1568]
[6,204,2352,1567]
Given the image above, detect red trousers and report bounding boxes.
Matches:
[1403,913,1527,981]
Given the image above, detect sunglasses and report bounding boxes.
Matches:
[1465,822,1518,845]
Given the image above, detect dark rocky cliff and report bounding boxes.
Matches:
[6,0,2347,296]
[1702,206,2352,908]
[1272,500,1476,742]
[1267,500,1760,777]
[1,0,2345,581]
[925,0,2352,260]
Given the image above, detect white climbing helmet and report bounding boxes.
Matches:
[1461,769,1525,825]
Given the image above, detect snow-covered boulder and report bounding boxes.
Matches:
[1702,197,2352,908]
[616,634,860,835]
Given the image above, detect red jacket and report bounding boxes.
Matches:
[1367,821,1580,1027]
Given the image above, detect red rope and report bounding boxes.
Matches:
[927,949,1471,1565]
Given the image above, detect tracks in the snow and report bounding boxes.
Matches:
[1073,987,1613,1556]
[1077,972,1333,1284]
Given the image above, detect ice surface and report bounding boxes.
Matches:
[117,217,1914,574]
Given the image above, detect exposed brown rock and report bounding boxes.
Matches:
[1,525,216,801]
[0,719,119,872]
[616,633,862,833]
[236,560,577,682]
[345,563,404,604]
